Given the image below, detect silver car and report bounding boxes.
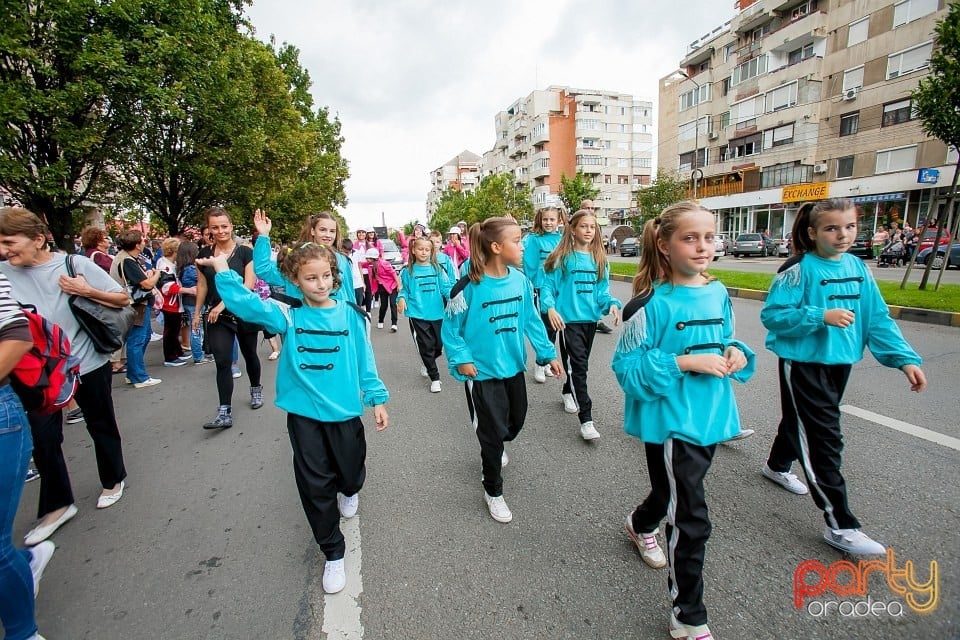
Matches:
[732,233,776,257]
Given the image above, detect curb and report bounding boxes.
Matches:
[609,274,960,327]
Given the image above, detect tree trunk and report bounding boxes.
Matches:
[919,159,960,290]
[933,158,960,290]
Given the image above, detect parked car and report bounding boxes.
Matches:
[916,242,960,270]
[849,232,872,259]
[619,236,639,257]
[774,234,791,256]
[732,233,776,257]
[713,234,726,260]
[714,233,733,253]
[916,229,953,255]
[380,238,404,273]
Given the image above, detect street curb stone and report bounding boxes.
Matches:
[609,273,960,327]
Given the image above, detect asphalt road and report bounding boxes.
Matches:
[16,280,959,639]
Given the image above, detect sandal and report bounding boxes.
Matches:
[268,351,280,361]
[112,365,127,375]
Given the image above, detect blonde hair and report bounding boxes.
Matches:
[632,201,714,296]
[406,236,437,273]
[531,206,564,234]
[467,216,520,283]
[280,242,341,292]
[162,237,181,259]
[543,209,606,282]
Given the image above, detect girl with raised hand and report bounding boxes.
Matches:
[252,209,355,304]
[441,217,561,524]
[540,208,621,441]
[397,237,452,393]
[611,201,755,640]
[760,198,925,556]
[196,243,388,595]
[522,203,564,384]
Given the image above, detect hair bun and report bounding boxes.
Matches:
[653,216,662,225]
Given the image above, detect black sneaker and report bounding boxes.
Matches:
[596,321,613,334]
[65,408,85,424]
[250,385,264,410]
[203,406,233,429]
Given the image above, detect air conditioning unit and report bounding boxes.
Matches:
[708,131,719,141]
[842,87,859,101]
[813,163,828,174]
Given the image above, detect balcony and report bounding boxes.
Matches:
[767,11,826,52]
[530,125,549,145]
[685,180,746,199]
[531,163,550,179]
[733,0,771,34]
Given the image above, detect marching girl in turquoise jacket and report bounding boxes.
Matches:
[540,208,621,442]
[397,237,452,392]
[196,243,389,597]
[430,230,458,282]
[759,198,925,557]
[252,209,355,304]
[521,203,564,383]
[611,201,754,640]
[441,216,561,525]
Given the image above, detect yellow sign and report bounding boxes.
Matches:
[782,182,829,203]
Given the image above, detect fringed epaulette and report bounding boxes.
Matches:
[773,255,803,287]
[618,289,654,353]
[445,274,472,317]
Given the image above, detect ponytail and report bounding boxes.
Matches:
[467,216,520,283]
[790,198,856,256]
[632,218,664,297]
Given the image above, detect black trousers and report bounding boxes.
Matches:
[361,274,373,312]
[29,362,126,518]
[207,320,262,406]
[558,322,597,423]
[465,372,527,497]
[161,310,184,362]
[632,439,715,627]
[287,414,366,560]
[532,291,557,344]
[376,288,398,325]
[766,359,859,530]
[409,318,443,381]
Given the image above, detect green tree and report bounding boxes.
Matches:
[558,171,599,213]
[633,169,688,232]
[430,174,534,234]
[905,3,960,291]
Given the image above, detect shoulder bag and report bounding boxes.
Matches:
[65,255,135,353]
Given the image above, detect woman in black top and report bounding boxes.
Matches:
[192,207,263,429]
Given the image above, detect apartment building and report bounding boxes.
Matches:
[481,86,653,226]
[658,0,953,239]
[426,150,482,218]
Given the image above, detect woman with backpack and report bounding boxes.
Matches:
[0,207,131,547]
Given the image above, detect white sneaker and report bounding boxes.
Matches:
[29,541,56,595]
[377,322,383,329]
[624,516,666,569]
[484,493,513,523]
[390,325,397,332]
[823,527,886,555]
[337,493,359,518]
[762,464,808,495]
[322,558,346,594]
[150,332,163,342]
[132,377,161,389]
[430,380,442,393]
[668,611,713,640]
[723,428,755,443]
[533,365,546,383]
[544,365,555,377]
[562,393,578,414]
[580,420,600,441]
[420,365,428,378]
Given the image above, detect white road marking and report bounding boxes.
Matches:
[841,405,960,452]
[318,515,364,639]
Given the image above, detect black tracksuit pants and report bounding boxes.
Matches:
[558,322,597,423]
[409,318,443,381]
[766,359,859,530]
[532,290,558,344]
[631,439,715,627]
[465,372,527,498]
[286,414,366,561]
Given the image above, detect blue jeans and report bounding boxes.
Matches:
[183,304,204,361]
[0,385,38,640]
[126,314,152,383]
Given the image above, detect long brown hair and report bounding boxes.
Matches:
[632,201,714,296]
[531,206,564,234]
[790,198,856,256]
[543,209,606,282]
[297,212,342,251]
[406,236,437,273]
[467,216,520,283]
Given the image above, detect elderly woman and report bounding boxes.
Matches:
[0,207,131,549]
[80,226,113,273]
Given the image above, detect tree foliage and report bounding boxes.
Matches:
[558,171,599,213]
[429,174,534,234]
[634,169,688,231]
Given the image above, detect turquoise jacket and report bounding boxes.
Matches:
[441,267,556,382]
[216,270,388,422]
[398,263,453,321]
[612,280,755,446]
[761,253,921,367]
[539,251,621,323]
[253,235,355,304]
[436,251,458,283]
[522,231,562,289]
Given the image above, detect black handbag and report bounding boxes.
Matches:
[65,255,135,353]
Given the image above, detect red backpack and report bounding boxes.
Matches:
[10,306,81,414]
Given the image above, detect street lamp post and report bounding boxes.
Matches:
[679,71,702,200]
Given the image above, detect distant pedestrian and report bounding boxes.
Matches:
[365,248,400,331]
[871,226,889,258]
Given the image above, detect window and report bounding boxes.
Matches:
[576,155,603,166]
[699,61,709,72]
[730,133,761,159]
[678,117,709,142]
[875,145,917,173]
[839,112,859,136]
[720,111,731,129]
[581,138,599,149]
[633,157,652,168]
[882,99,913,127]
[603,175,612,184]
[761,162,813,188]
[723,43,736,62]
[887,42,932,79]
[617,158,630,168]
[765,82,798,112]
[721,77,731,96]
[752,24,769,42]
[893,0,938,27]
[762,124,794,149]
[679,84,711,111]
[678,148,708,170]
[577,119,600,131]
[618,175,630,185]
[949,146,959,165]
[842,66,864,91]
[848,17,869,46]
[617,141,630,151]
[731,96,763,129]
[837,156,855,178]
[732,54,768,86]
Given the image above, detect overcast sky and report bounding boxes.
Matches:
[245,0,734,231]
